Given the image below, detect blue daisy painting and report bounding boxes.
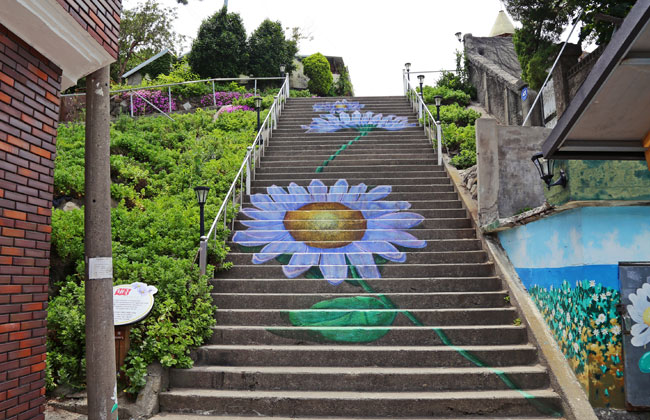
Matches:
[302,111,415,133]
[312,99,365,114]
[233,179,426,284]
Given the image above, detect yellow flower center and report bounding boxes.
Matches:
[643,307,650,326]
[283,202,366,249]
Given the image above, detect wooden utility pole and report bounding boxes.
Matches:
[84,66,118,420]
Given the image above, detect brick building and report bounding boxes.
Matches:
[0,1,121,418]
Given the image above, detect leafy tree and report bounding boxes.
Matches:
[188,7,248,78]
[302,53,333,96]
[112,0,185,83]
[503,0,635,90]
[333,66,354,96]
[248,20,298,77]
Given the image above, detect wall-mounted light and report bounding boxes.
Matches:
[433,95,442,122]
[417,74,425,98]
[405,62,411,81]
[531,153,567,189]
[455,32,462,42]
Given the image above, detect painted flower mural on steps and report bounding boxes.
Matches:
[232,179,426,284]
[302,111,415,133]
[312,99,365,113]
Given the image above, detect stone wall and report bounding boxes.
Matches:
[0,23,62,420]
[464,34,543,127]
[476,117,551,228]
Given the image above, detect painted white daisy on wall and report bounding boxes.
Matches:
[233,179,426,284]
[628,282,650,347]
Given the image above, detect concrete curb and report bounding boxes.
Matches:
[443,156,598,420]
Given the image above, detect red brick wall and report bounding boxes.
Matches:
[0,23,61,420]
[56,0,122,59]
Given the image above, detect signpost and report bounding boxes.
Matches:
[113,283,157,379]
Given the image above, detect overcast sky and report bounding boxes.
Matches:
[123,0,512,96]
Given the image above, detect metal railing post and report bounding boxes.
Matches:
[254,79,257,97]
[199,236,207,276]
[437,122,443,166]
[245,147,252,195]
[168,86,172,113]
[418,93,423,126]
[212,81,216,107]
[130,93,134,117]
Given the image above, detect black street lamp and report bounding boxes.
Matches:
[417,74,425,99]
[280,64,286,78]
[531,153,567,189]
[455,32,463,42]
[433,95,442,122]
[254,96,262,131]
[405,62,411,81]
[194,186,210,237]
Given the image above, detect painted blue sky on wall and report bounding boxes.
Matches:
[499,207,650,290]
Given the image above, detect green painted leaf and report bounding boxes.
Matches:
[287,296,396,342]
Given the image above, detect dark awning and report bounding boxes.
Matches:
[542,0,650,161]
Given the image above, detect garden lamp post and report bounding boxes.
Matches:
[254,96,263,132]
[280,64,286,78]
[194,186,209,237]
[417,74,425,99]
[405,62,411,81]
[531,153,567,189]
[455,32,463,42]
[433,95,442,122]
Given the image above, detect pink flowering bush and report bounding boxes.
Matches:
[200,91,253,108]
[129,90,177,115]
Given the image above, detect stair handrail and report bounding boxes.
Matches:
[197,75,290,275]
[403,72,443,165]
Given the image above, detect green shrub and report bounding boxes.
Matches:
[290,89,314,98]
[48,108,258,392]
[302,53,333,96]
[431,103,481,127]
[148,59,210,98]
[450,149,477,169]
[443,123,477,169]
[422,85,470,107]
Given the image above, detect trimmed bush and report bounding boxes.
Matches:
[302,53,333,96]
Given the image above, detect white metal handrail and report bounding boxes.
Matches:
[197,75,290,275]
[403,73,442,165]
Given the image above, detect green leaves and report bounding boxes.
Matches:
[283,296,397,343]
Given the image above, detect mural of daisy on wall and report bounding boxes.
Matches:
[628,282,650,348]
[233,179,426,284]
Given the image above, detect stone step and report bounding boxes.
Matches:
[232,218,472,231]
[262,146,434,155]
[241,191,459,204]
[228,237,481,252]
[227,250,487,265]
[150,414,560,420]
[236,199,462,210]
[210,325,526,346]
[268,134,428,143]
[273,127,424,135]
[261,153,436,161]
[159,388,561,418]
[260,158,437,167]
[212,307,517,327]
[253,170,446,179]
[211,291,506,309]
[250,179,452,189]
[250,184,455,193]
[169,365,548,392]
[191,344,539,367]
[216,263,494,280]
[210,277,503,294]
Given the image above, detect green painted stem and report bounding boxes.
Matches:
[315,130,371,173]
[354,276,562,418]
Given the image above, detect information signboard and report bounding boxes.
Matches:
[113,282,157,326]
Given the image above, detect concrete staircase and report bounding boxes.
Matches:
[158,97,564,419]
